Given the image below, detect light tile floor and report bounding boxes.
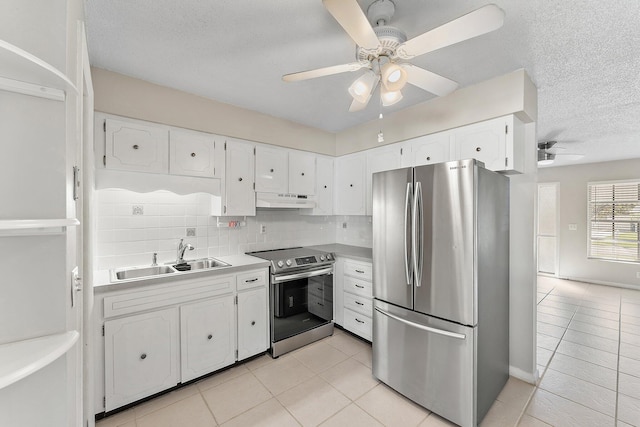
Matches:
[97,276,640,427]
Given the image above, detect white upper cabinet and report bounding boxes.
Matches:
[334,152,366,216]
[169,129,220,178]
[403,133,453,167]
[366,144,403,215]
[212,139,255,216]
[452,115,523,173]
[289,151,316,195]
[301,156,333,216]
[105,118,169,174]
[255,145,288,193]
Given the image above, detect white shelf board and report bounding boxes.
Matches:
[0,39,78,95]
[0,331,79,390]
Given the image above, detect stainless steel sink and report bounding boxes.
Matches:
[111,265,177,281]
[174,258,230,271]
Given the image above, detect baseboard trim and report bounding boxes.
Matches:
[509,365,538,385]
[558,275,640,291]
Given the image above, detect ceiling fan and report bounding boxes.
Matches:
[538,141,585,166]
[283,0,505,112]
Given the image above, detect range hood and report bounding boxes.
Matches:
[255,192,316,209]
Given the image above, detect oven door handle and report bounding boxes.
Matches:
[272,267,333,283]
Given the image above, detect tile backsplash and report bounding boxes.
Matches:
[95,189,371,270]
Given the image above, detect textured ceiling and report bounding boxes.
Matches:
[85,0,640,167]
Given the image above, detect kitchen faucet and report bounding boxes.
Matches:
[176,239,194,264]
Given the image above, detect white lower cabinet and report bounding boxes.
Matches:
[104,307,179,411]
[180,296,236,383]
[237,287,268,360]
[336,258,374,341]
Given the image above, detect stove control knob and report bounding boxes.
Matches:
[320,255,326,261]
[277,260,284,268]
[285,259,293,266]
[326,254,333,260]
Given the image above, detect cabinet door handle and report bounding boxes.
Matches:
[350,184,353,187]
[355,318,365,324]
[427,156,431,161]
[317,302,324,306]
[270,168,274,173]
[132,144,139,150]
[245,278,259,283]
[355,269,365,274]
[238,177,243,181]
[324,185,327,189]
[355,284,364,289]
[301,172,305,176]
[140,353,147,360]
[251,321,256,326]
[476,147,481,152]
[191,152,196,157]
[355,301,364,305]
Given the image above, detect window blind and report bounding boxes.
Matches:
[588,181,640,262]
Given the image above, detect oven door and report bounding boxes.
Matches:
[271,266,333,343]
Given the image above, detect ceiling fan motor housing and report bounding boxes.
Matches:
[357,25,407,62]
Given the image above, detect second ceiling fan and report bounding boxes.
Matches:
[283,0,505,112]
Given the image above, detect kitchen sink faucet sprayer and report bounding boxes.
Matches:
[176,239,194,264]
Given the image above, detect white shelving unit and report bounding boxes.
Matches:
[0,2,86,425]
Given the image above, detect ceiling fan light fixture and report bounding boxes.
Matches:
[537,151,555,166]
[381,86,403,106]
[348,72,378,104]
[381,62,407,91]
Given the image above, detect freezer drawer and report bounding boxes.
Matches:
[372,300,476,427]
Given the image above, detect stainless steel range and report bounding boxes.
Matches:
[247,247,335,357]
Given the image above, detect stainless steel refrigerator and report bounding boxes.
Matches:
[372,158,509,427]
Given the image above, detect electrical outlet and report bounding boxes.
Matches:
[186,228,196,237]
[568,223,577,231]
[636,272,640,279]
[132,205,144,215]
[260,224,267,234]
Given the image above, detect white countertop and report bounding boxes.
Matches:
[94,254,270,293]
[309,244,373,262]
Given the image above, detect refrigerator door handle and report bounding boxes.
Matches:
[412,181,424,286]
[374,307,466,340]
[404,182,413,285]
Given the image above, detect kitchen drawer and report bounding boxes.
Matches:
[104,275,234,319]
[236,269,267,291]
[343,292,372,317]
[343,260,372,281]
[344,308,372,341]
[344,276,372,299]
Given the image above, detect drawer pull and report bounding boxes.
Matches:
[375,307,466,340]
[251,321,256,326]
[355,269,365,274]
[476,147,481,152]
[132,144,139,150]
[355,301,364,305]
[238,177,243,181]
[207,334,213,340]
[355,284,364,289]
[301,172,305,176]
[245,278,259,283]
[317,302,324,306]
[270,168,274,172]
[355,318,365,324]
[140,353,147,360]
[427,156,431,161]
[191,152,196,157]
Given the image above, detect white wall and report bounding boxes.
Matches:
[538,158,640,288]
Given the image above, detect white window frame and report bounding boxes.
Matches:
[587,179,640,263]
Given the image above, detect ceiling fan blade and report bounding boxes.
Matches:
[283,62,367,82]
[322,0,381,50]
[396,4,505,59]
[404,64,458,96]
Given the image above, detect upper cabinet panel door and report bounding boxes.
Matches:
[334,153,366,216]
[289,151,316,195]
[409,133,453,167]
[255,146,288,193]
[315,156,334,215]
[366,144,402,215]
[169,130,217,178]
[225,139,256,216]
[453,117,507,172]
[105,119,169,173]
